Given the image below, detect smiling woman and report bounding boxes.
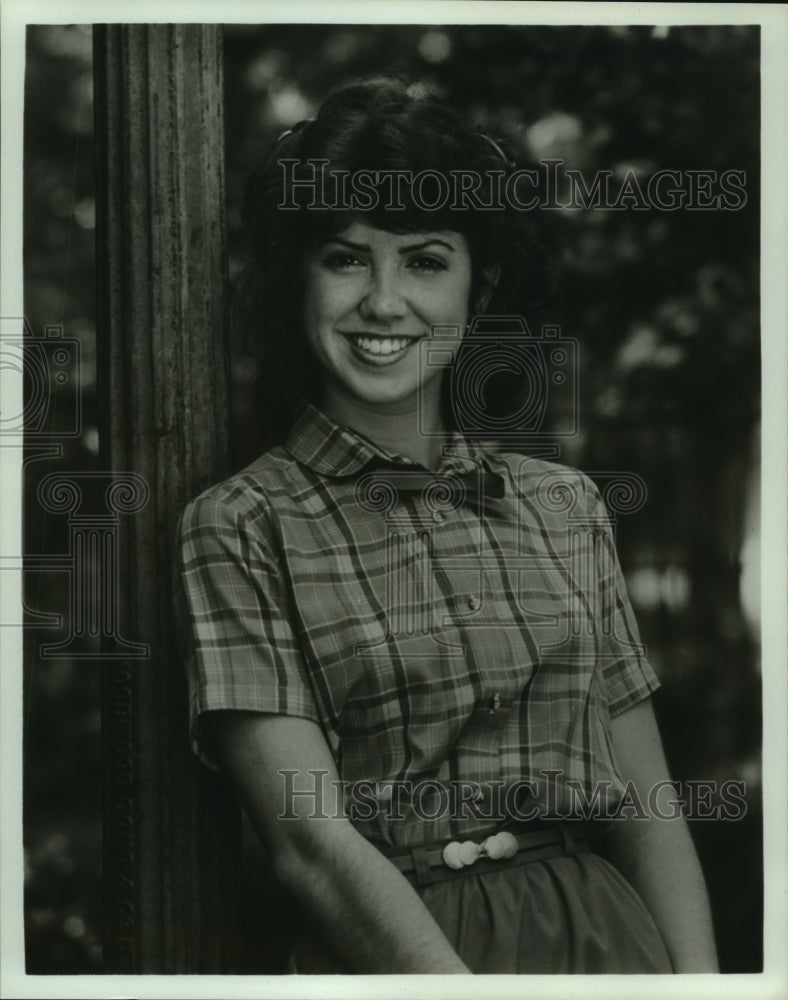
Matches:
[237,77,543,446]
[173,76,719,974]
[302,223,473,467]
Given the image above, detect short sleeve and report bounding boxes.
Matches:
[173,490,320,770]
[583,477,661,717]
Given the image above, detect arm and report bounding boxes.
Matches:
[210,710,469,974]
[600,697,719,973]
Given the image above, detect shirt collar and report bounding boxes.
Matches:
[284,400,495,480]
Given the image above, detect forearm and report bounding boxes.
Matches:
[276,817,468,973]
[605,700,718,972]
[600,813,718,972]
[211,711,468,974]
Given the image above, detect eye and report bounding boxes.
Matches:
[408,255,447,273]
[322,252,366,271]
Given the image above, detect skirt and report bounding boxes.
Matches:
[288,849,673,974]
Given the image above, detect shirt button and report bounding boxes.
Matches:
[467,594,481,611]
[488,692,501,713]
[434,511,445,524]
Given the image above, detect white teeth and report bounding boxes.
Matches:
[352,336,411,356]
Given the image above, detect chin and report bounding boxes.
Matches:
[354,384,418,408]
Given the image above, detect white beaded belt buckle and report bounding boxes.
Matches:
[442,830,519,870]
[380,824,589,887]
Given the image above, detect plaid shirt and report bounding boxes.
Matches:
[174,402,659,845]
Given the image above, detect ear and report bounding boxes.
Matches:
[473,264,501,315]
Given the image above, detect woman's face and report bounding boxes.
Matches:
[302,220,472,414]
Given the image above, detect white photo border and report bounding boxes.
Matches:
[2,2,786,999]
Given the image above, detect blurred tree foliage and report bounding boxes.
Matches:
[23,24,102,974]
[23,23,760,974]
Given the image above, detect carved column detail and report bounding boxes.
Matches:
[94,24,241,973]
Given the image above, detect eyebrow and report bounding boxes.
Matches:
[324,236,456,254]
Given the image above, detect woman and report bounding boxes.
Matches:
[174,77,718,974]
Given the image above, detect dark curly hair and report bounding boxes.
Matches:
[237,76,550,444]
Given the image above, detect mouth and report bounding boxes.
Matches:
[341,332,423,365]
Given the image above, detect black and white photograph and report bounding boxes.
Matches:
[2,2,786,997]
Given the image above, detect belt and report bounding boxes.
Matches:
[375,823,591,888]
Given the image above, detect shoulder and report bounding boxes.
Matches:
[179,445,304,536]
[482,448,603,516]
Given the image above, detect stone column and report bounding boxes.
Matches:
[93,23,241,973]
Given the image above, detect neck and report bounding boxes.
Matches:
[318,384,448,470]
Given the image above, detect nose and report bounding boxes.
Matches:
[359,266,408,322]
